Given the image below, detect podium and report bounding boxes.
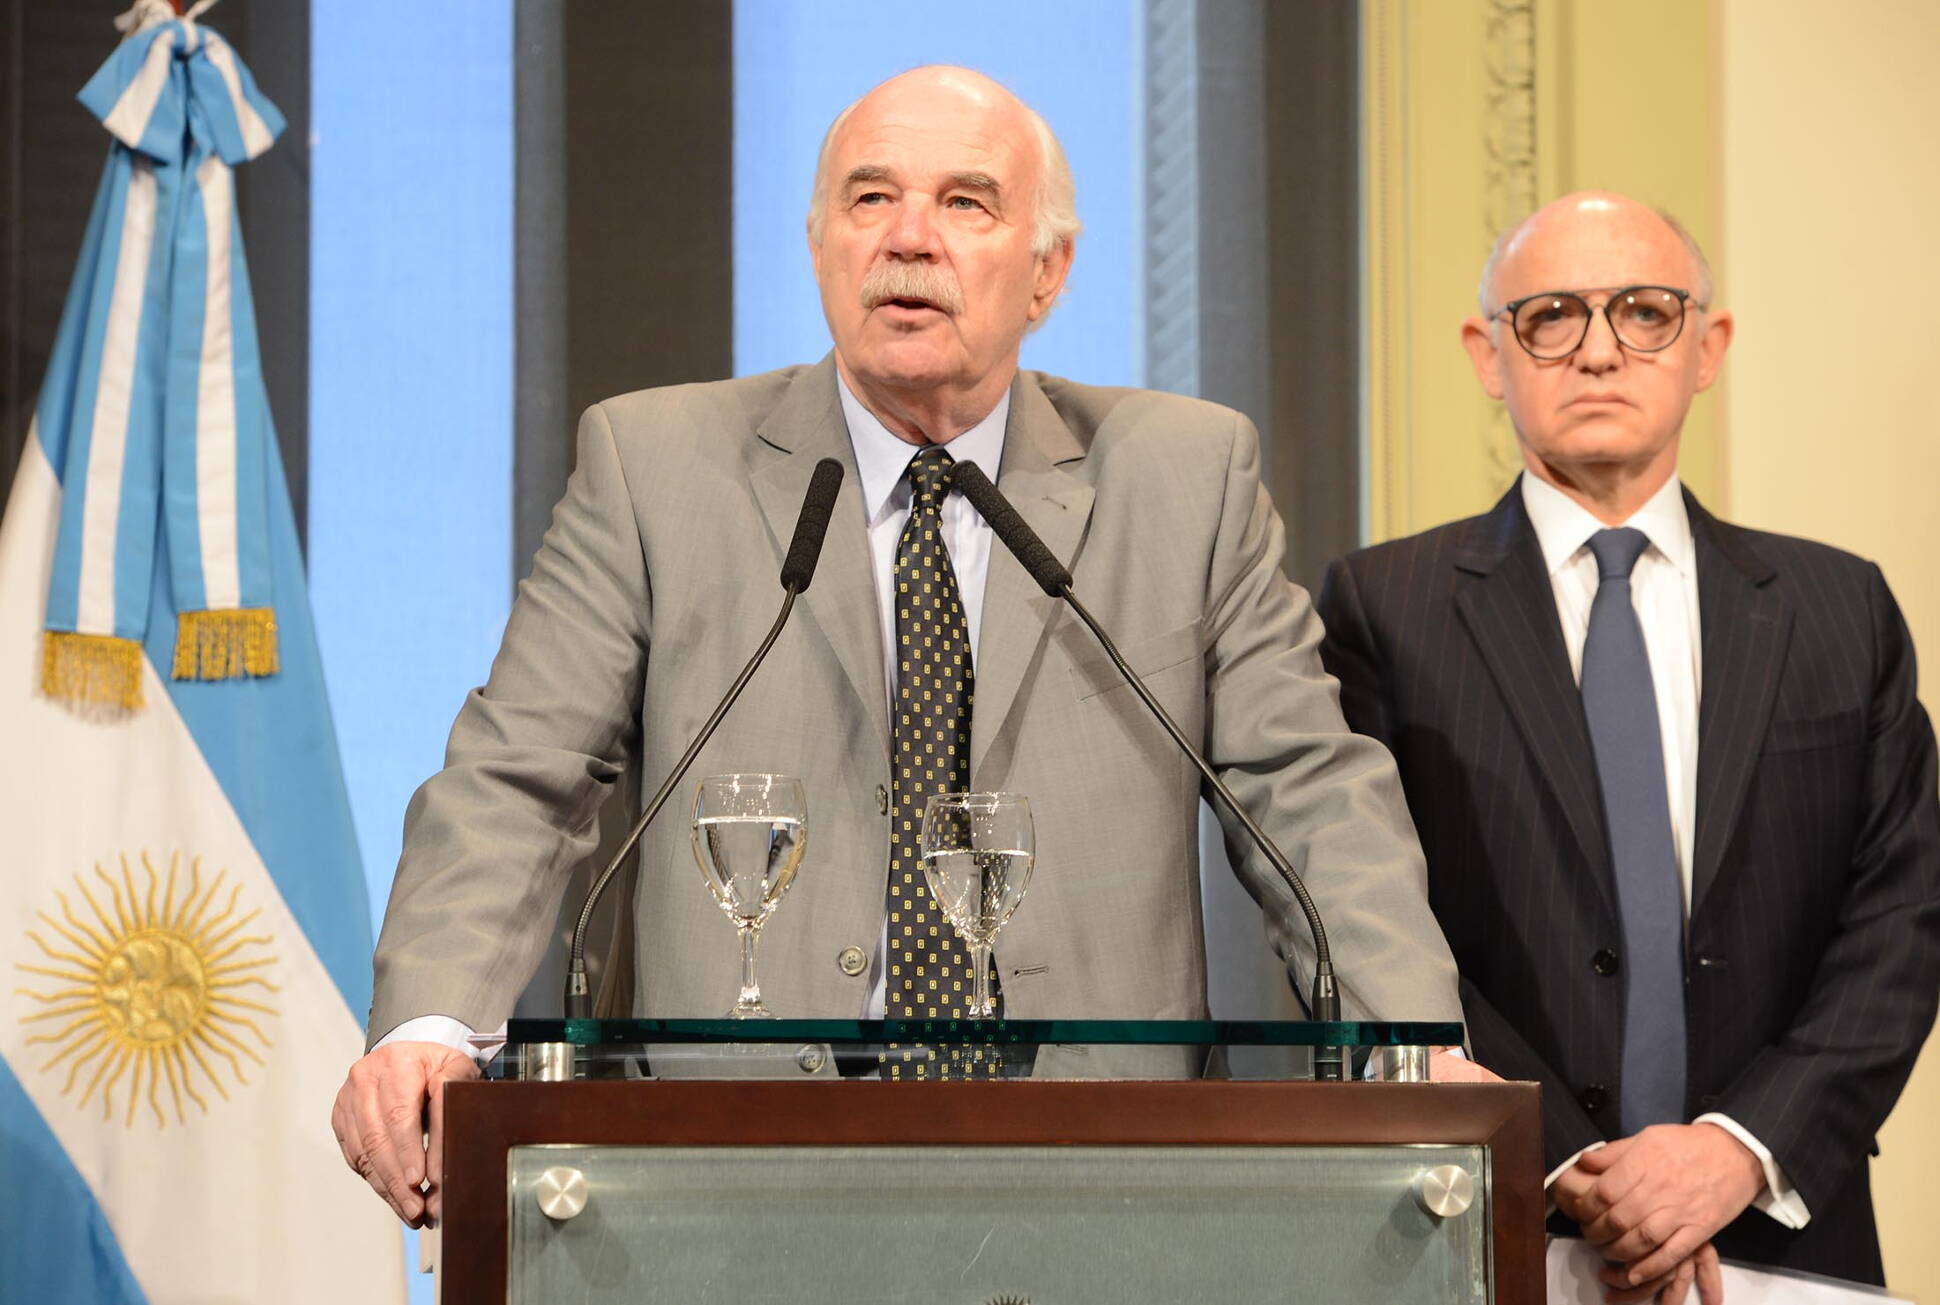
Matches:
[441,1019,1543,1302]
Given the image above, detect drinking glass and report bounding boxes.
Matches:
[919,792,1035,1018]
[691,774,807,1018]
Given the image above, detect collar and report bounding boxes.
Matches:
[837,372,1011,527]
[1519,468,1694,579]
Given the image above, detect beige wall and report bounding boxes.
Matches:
[1364,1,1940,1296]
[1720,1,1940,1298]
[1362,0,1722,540]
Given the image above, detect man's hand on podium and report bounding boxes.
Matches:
[331,1041,479,1227]
[1428,1047,1502,1082]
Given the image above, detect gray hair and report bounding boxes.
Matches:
[1477,204,1716,315]
[805,75,1082,260]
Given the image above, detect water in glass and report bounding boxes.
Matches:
[690,774,806,1018]
[920,792,1034,1018]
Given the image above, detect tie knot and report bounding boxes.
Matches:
[905,445,955,507]
[1587,527,1651,581]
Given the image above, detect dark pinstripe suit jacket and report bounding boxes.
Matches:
[1317,484,1940,1283]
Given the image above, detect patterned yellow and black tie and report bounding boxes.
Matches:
[885,446,992,1079]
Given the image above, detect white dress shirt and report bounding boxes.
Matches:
[1521,471,1809,1228]
[377,376,1009,1048]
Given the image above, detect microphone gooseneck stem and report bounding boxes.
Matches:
[564,456,843,1022]
[947,459,1345,1079]
[564,586,799,1019]
[1056,585,1345,1078]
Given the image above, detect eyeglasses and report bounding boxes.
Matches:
[1495,285,1699,360]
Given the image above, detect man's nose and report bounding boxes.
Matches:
[1573,305,1624,372]
[885,196,940,259]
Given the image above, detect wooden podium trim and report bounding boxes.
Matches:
[443,1079,1543,1301]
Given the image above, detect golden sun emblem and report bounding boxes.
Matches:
[15,851,279,1129]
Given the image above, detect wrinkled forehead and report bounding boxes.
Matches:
[1494,208,1698,303]
[830,87,1038,191]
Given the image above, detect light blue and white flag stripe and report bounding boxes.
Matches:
[1,13,404,1301]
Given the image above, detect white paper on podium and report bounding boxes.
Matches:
[1547,1238,1908,1304]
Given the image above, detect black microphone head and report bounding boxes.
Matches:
[953,460,1072,597]
[780,457,845,592]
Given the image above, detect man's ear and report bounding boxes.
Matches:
[806,218,823,281]
[1694,308,1733,392]
[1027,237,1075,322]
[1461,316,1505,399]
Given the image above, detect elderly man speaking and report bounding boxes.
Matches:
[331,65,1475,1226]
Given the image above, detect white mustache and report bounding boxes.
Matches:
[860,261,965,315]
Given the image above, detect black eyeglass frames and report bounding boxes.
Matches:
[1494,285,1699,359]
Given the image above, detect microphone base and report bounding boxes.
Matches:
[564,967,593,1021]
[1311,969,1346,1082]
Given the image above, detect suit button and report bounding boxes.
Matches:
[795,1044,828,1074]
[1579,1084,1609,1115]
[876,784,889,815]
[1592,949,1620,977]
[837,945,867,976]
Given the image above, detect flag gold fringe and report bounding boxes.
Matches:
[172,607,280,682]
[41,631,144,712]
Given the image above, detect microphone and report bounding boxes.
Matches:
[564,457,846,1019]
[952,461,1346,1080]
[780,458,843,592]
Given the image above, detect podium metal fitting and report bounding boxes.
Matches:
[1413,1164,1475,1219]
[534,1165,588,1221]
[1381,1044,1432,1082]
[521,1041,574,1082]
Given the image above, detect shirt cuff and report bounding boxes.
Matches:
[1545,1141,1606,1191]
[372,1015,506,1065]
[1694,1112,1811,1230]
[1543,1141,1608,1219]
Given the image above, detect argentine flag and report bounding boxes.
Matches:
[0,13,405,1302]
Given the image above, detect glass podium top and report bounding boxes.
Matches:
[508,1018,1462,1047]
[497,1019,1463,1082]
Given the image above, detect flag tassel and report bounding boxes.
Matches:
[41,631,145,711]
[172,607,278,682]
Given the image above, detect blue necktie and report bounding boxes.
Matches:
[1580,528,1687,1134]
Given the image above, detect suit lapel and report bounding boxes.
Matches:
[1452,489,1618,914]
[750,358,888,757]
[1688,493,1790,915]
[970,375,1094,781]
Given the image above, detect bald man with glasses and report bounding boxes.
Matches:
[1318,192,1940,1299]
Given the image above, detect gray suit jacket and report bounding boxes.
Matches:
[369,359,1461,1048]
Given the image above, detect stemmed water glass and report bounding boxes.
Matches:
[919,792,1035,1019]
[691,774,806,1018]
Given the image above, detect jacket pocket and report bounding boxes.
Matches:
[1069,619,1205,700]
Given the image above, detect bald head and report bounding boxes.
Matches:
[807,66,1079,258]
[1478,191,1714,315]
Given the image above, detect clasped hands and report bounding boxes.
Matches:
[1552,1122,1765,1305]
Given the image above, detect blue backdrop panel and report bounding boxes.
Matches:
[309,2,514,941]
[309,7,515,1299]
